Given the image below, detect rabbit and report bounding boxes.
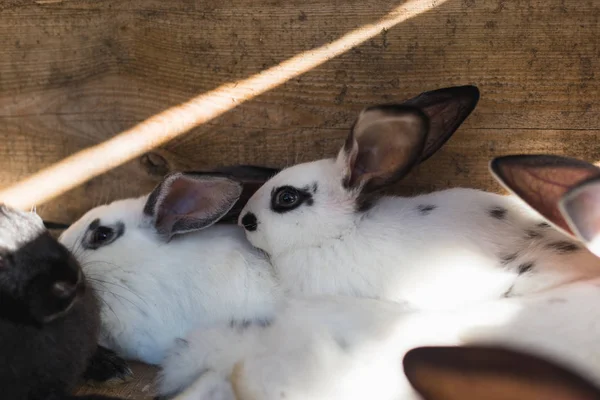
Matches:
[403,345,600,400]
[58,166,284,366]
[157,153,600,400]
[238,85,600,310]
[0,203,128,400]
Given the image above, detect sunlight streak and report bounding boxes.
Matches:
[0,0,449,209]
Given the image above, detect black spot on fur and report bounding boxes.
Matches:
[547,241,580,254]
[312,182,318,193]
[538,222,551,228]
[489,207,507,220]
[417,204,437,215]
[229,318,273,331]
[335,336,349,350]
[525,229,542,239]
[503,285,514,298]
[517,262,534,274]
[355,195,377,213]
[501,253,518,265]
[88,218,100,231]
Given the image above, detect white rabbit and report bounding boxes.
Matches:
[160,153,600,400]
[59,167,283,365]
[239,85,600,310]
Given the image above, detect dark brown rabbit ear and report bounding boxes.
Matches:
[401,85,480,163]
[210,165,280,223]
[403,345,600,400]
[560,177,600,257]
[490,154,600,238]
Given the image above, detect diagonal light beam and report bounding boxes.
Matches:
[0,0,448,209]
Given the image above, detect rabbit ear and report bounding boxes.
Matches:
[210,165,280,223]
[401,85,480,163]
[403,345,600,400]
[143,172,243,240]
[338,85,479,194]
[338,104,430,193]
[560,177,600,257]
[490,154,600,237]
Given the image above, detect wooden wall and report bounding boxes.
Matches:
[1,0,599,223]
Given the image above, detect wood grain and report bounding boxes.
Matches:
[74,362,159,399]
[1,0,599,223]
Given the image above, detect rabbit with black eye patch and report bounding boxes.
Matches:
[58,166,283,366]
[239,85,600,310]
[159,154,600,400]
[0,204,128,400]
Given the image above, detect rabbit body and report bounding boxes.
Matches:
[242,158,600,310]
[162,277,600,400]
[0,205,123,400]
[1,288,100,399]
[59,195,281,365]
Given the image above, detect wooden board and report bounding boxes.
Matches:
[0,0,599,224]
[1,0,600,396]
[74,362,158,399]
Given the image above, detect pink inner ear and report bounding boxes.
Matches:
[500,165,575,235]
[560,179,600,252]
[492,156,600,238]
[153,174,243,237]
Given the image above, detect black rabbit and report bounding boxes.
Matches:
[0,204,126,400]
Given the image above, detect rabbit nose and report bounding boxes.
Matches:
[52,281,78,299]
[241,212,258,232]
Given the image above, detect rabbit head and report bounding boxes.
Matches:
[58,167,280,364]
[404,345,600,400]
[238,85,480,257]
[490,154,600,257]
[0,204,85,326]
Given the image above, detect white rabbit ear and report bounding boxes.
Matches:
[490,154,600,238]
[560,177,600,257]
[143,172,243,240]
[403,345,600,400]
[401,85,480,163]
[339,104,429,192]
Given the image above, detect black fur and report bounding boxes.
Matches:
[525,229,542,239]
[500,253,518,265]
[417,204,437,215]
[229,317,273,331]
[82,346,133,385]
[0,205,124,400]
[547,241,580,254]
[517,261,535,274]
[488,206,507,220]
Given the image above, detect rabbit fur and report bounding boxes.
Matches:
[59,169,282,365]
[0,204,124,400]
[239,86,600,310]
[160,154,600,400]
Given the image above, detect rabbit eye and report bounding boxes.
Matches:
[271,186,313,213]
[92,226,114,245]
[83,219,125,250]
[276,188,300,207]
